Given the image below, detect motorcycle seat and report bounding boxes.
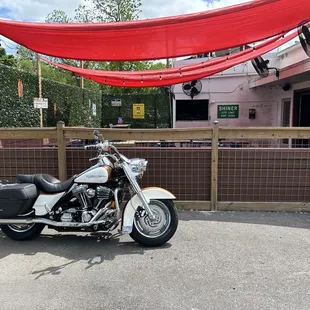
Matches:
[16,174,76,194]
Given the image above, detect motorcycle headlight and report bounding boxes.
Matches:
[129,159,148,175]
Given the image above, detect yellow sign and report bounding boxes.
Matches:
[133,104,145,119]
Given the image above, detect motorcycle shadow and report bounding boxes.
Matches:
[0,229,171,278]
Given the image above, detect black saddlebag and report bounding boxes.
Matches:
[0,183,38,218]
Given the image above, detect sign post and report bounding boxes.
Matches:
[36,53,44,127]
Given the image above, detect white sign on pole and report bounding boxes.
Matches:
[111,99,122,107]
[34,98,48,109]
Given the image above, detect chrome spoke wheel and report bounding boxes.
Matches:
[8,223,35,233]
[133,200,171,239]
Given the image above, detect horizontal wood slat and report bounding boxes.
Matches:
[219,127,310,139]
[64,127,213,141]
[217,202,310,212]
[0,128,57,139]
[0,126,310,140]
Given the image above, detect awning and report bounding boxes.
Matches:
[0,0,308,61]
[44,31,296,88]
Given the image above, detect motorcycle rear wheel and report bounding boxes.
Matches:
[0,223,45,241]
[130,199,178,247]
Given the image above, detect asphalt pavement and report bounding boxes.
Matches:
[1,211,310,310]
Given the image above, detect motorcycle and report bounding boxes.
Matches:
[0,130,178,247]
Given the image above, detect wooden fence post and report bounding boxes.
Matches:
[211,120,219,211]
[57,121,67,181]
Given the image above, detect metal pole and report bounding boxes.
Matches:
[211,120,219,211]
[36,53,43,128]
[80,60,84,89]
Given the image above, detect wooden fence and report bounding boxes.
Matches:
[2,121,310,212]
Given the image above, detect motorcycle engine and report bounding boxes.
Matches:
[60,208,77,222]
[96,186,113,200]
[59,185,114,223]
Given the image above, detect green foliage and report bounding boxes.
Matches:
[8,0,169,96]
[0,48,17,67]
[16,46,35,62]
[0,65,40,127]
[41,77,102,127]
[18,58,36,73]
[75,0,142,22]
[102,93,170,128]
[0,0,172,128]
[0,64,170,128]
[0,64,102,128]
[45,10,73,23]
[73,0,166,95]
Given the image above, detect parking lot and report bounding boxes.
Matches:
[1,211,310,310]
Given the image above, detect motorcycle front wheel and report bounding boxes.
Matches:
[130,199,178,247]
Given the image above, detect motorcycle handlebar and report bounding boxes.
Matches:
[84,142,111,151]
[84,144,98,150]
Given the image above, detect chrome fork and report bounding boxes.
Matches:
[122,163,156,220]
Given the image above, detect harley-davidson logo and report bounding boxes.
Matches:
[86,174,105,179]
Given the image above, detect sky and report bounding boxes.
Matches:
[0,0,245,22]
[0,0,295,55]
[0,0,247,53]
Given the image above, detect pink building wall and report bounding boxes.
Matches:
[173,70,284,128]
[172,45,310,128]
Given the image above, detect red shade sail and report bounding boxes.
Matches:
[0,0,308,61]
[43,33,282,77]
[44,31,296,88]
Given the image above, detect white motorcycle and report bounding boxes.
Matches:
[0,130,178,247]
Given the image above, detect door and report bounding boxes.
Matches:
[293,91,310,147]
[298,92,310,127]
[281,99,291,145]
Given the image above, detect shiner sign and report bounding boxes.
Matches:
[217,104,239,119]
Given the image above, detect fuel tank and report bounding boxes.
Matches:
[74,166,112,184]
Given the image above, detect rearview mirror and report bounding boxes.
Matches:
[93,129,104,142]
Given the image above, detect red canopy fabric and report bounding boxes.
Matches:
[0,0,308,61]
[43,33,282,77]
[44,31,296,87]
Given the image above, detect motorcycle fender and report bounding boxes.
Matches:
[121,187,176,234]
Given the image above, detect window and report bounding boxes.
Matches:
[214,46,244,57]
[176,100,209,121]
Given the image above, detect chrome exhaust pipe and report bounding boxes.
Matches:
[0,219,34,225]
[32,202,112,228]
[0,202,114,228]
[0,218,105,228]
[114,188,121,221]
[32,218,107,227]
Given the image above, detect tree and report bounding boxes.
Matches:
[74,0,165,94]
[13,0,173,93]
[45,10,73,23]
[16,46,36,73]
[0,48,17,67]
[75,0,142,23]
